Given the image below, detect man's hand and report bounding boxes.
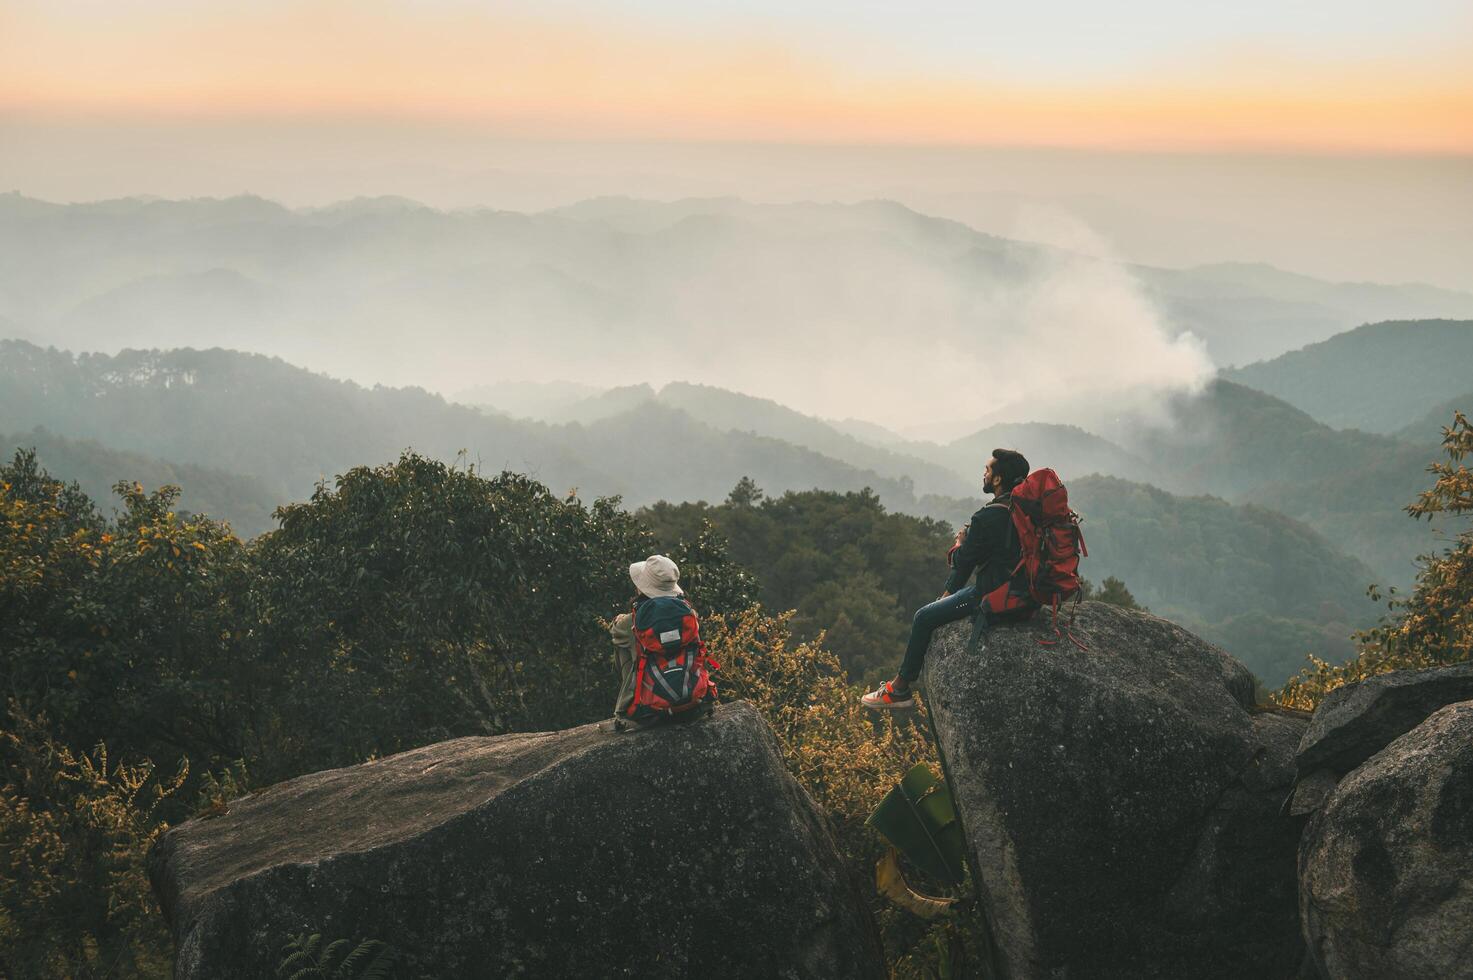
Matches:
[947,524,968,567]
[938,591,951,600]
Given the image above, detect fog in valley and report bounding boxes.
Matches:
[7,155,1473,432]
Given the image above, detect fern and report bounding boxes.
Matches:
[277,950,316,976]
[319,938,351,972]
[358,945,398,980]
[277,931,398,979]
[337,940,391,978]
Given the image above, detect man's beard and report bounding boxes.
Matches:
[983,475,995,495]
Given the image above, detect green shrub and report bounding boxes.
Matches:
[0,716,184,979]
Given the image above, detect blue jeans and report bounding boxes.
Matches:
[899,585,982,683]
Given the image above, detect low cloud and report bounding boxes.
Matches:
[951,206,1216,432]
[9,196,1214,437]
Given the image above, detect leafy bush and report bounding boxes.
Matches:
[709,607,932,837]
[1,449,255,776]
[248,453,753,776]
[703,607,979,966]
[0,716,184,979]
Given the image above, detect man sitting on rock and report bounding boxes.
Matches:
[862,448,1028,709]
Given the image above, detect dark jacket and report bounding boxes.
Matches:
[944,494,1020,596]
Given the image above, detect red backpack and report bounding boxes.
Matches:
[624,596,718,722]
[981,468,1088,646]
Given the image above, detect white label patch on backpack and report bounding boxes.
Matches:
[659,628,682,644]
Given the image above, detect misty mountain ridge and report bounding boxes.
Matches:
[8,332,1447,591]
[1397,390,1473,445]
[824,417,909,448]
[7,193,1472,428]
[5,333,1450,585]
[937,422,1151,485]
[454,378,1144,499]
[1226,319,1473,434]
[2,425,278,536]
[0,340,942,520]
[453,379,601,420]
[1166,262,1473,309]
[4,336,1448,684]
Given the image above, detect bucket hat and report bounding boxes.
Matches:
[629,554,683,598]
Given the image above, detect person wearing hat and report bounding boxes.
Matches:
[609,554,685,718]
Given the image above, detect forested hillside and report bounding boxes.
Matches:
[641,484,954,680]
[0,426,277,535]
[644,382,972,498]
[641,475,1379,686]
[492,380,974,499]
[4,338,1434,682]
[1117,379,1444,586]
[1227,319,1473,433]
[1069,475,1378,683]
[473,372,1449,592]
[0,341,938,520]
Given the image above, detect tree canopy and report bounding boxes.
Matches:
[641,483,955,680]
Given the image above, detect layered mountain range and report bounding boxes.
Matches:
[4,193,1468,686]
[6,193,1472,420]
[5,315,1468,684]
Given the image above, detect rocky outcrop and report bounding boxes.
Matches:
[922,602,1306,980]
[1297,663,1473,773]
[1299,701,1473,980]
[1290,664,1473,817]
[148,702,885,979]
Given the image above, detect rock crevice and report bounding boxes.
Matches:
[1298,695,1473,980]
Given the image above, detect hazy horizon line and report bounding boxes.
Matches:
[8,188,1472,297]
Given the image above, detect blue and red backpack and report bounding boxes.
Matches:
[624,595,718,722]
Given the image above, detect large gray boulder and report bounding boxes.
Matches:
[922,602,1306,980]
[148,701,885,979]
[1289,664,1473,817]
[1297,663,1473,776]
[1299,700,1473,980]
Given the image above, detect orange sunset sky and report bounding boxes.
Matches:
[3,0,1471,152]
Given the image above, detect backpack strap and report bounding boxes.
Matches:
[1035,594,1090,652]
[965,609,990,655]
[984,498,1016,550]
